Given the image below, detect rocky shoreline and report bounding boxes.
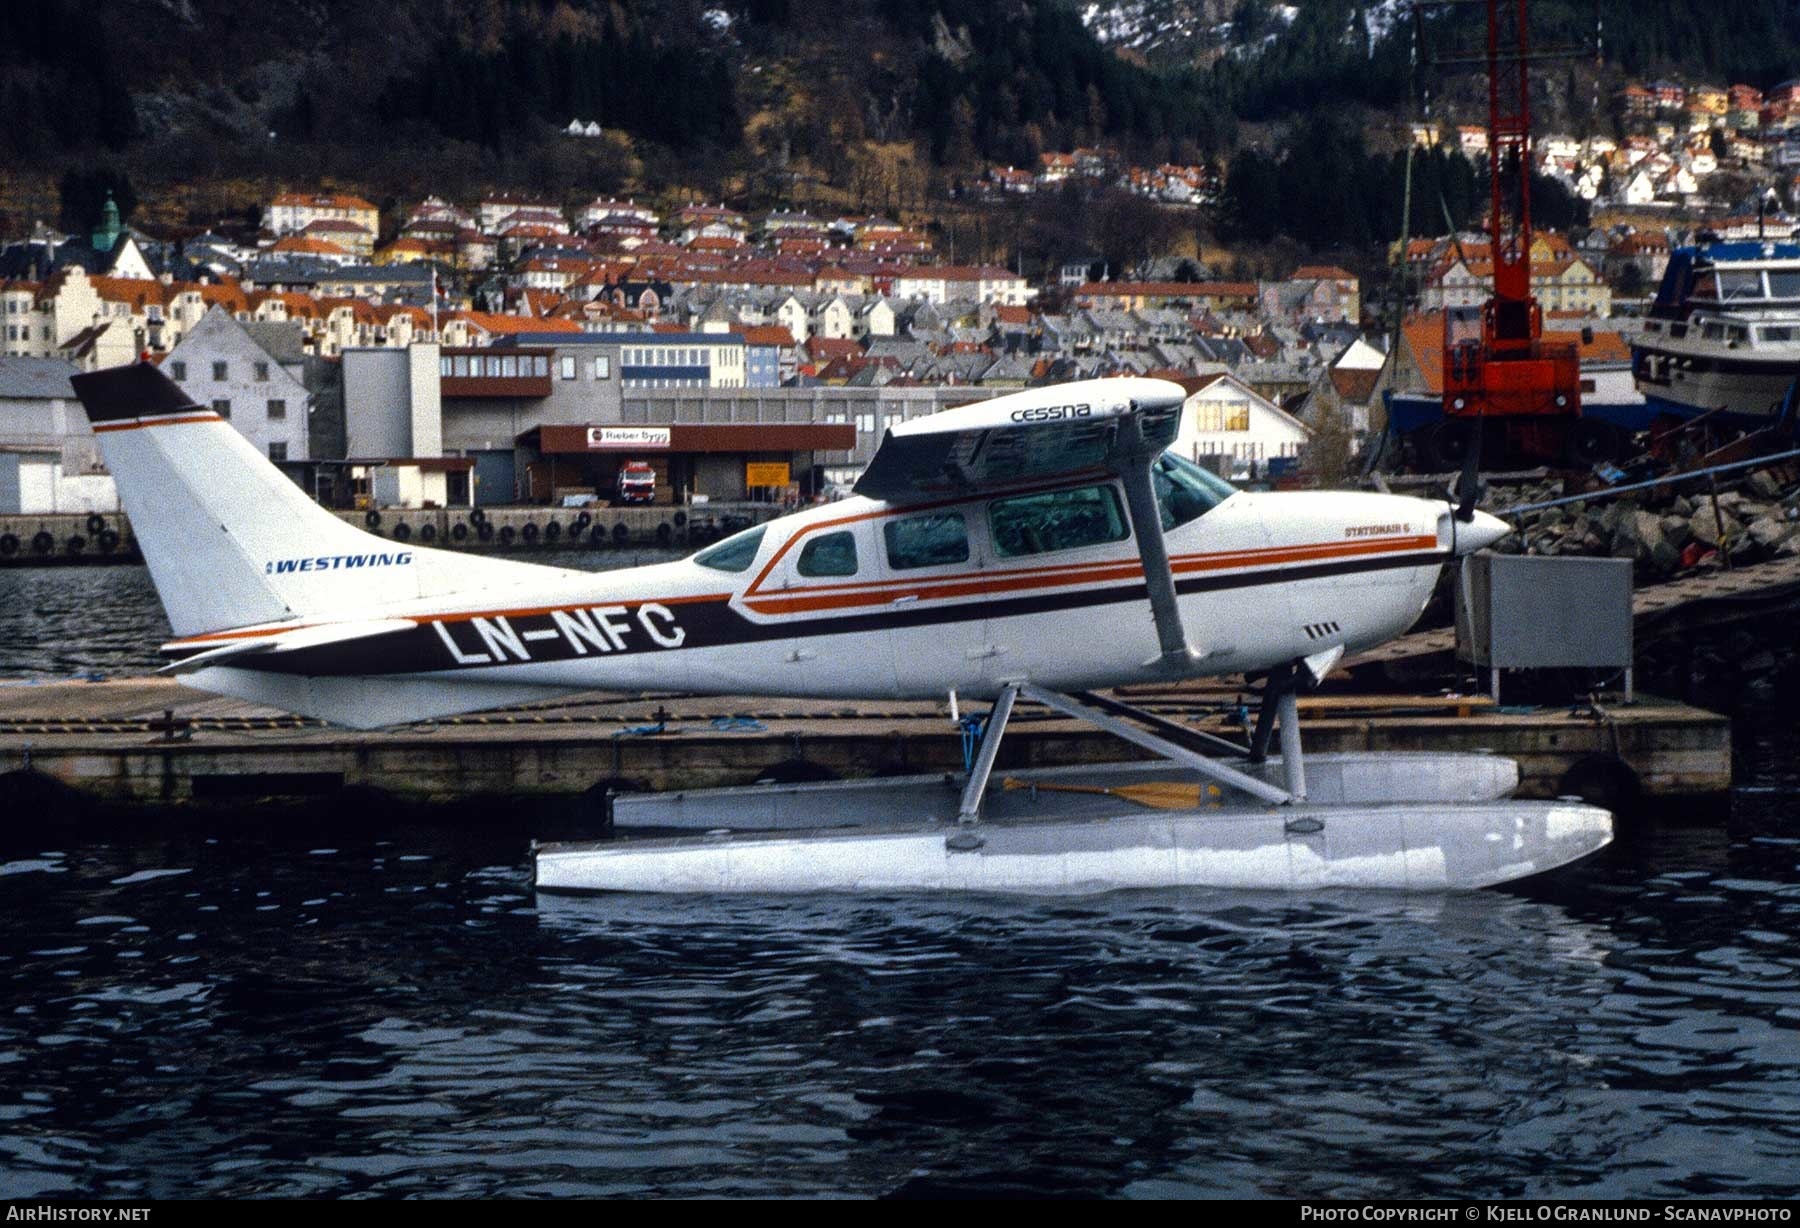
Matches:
[1489,462,1800,579]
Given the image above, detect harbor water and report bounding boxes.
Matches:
[1,563,1798,1198]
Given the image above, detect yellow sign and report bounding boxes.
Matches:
[745,462,790,488]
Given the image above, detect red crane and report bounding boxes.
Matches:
[1433,0,1599,469]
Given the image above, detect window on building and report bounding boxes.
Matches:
[212,399,231,419]
[593,356,611,379]
[1195,401,1252,432]
[797,530,859,577]
[500,355,518,378]
[169,361,186,381]
[884,512,969,570]
[254,361,269,382]
[987,485,1129,558]
[269,442,287,462]
[532,355,549,376]
[267,399,286,420]
[560,356,576,379]
[213,361,228,380]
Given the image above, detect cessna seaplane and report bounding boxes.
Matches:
[70,363,1612,894]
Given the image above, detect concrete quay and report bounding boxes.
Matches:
[0,676,1731,819]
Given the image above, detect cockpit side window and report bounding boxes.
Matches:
[1153,453,1237,530]
[884,512,969,570]
[987,484,1129,557]
[797,530,859,577]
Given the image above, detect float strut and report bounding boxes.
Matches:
[1276,687,1306,801]
[956,683,1018,825]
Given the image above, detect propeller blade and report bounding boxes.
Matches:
[1454,418,1485,522]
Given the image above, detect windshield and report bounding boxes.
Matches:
[692,525,766,573]
[1153,453,1237,530]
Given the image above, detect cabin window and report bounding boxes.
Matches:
[884,512,969,570]
[693,525,766,573]
[1153,453,1237,530]
[1702,322,1726,341]
[1768,271,1800,299]
[797,530,859,577]
[987,485,1129,558]
[1762,326,1794,342]
[1714,270,1763,301]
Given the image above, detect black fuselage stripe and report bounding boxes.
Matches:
[180,549,1450,676]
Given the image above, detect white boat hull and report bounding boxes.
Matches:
[534,799,1612,895]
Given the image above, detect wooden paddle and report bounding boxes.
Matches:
[1001,777,1223,811]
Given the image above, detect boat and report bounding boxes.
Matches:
[1631,241,1800,423]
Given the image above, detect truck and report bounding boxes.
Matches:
[615,461,656,506]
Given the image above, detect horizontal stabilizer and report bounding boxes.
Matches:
[160,619,418,676]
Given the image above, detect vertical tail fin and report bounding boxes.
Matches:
[71,362,557,638]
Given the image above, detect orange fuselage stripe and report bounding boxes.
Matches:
[92,414,223,433]
[164,535,1438,651]
[739,534,1440,615]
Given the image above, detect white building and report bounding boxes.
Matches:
[0,356,117,512]
[891,265,1034,307]
[268,192,379,240]
[1174,372,1311,478]
[162,306,312,464]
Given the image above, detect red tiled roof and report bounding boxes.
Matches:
[271,235,351,256]
[454,311,582,336]
[804,336,861,361]
[741,325,796,347]
[273,192,377,212]
[1330,367,1382,404]
[1075,281,1257,299]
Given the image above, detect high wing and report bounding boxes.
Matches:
[853,377,1188,502]
[855,376,1202,673]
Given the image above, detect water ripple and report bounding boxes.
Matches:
[2,590,1799,1195]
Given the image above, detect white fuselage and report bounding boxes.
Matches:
[168,483,1471,721]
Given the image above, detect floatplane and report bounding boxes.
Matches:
[70,363,1611,894]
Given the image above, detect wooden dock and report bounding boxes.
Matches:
[0,676,1730,817]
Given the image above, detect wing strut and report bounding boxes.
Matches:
[1117,420,1200,673]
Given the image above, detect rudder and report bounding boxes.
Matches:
[71,362,560,638]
